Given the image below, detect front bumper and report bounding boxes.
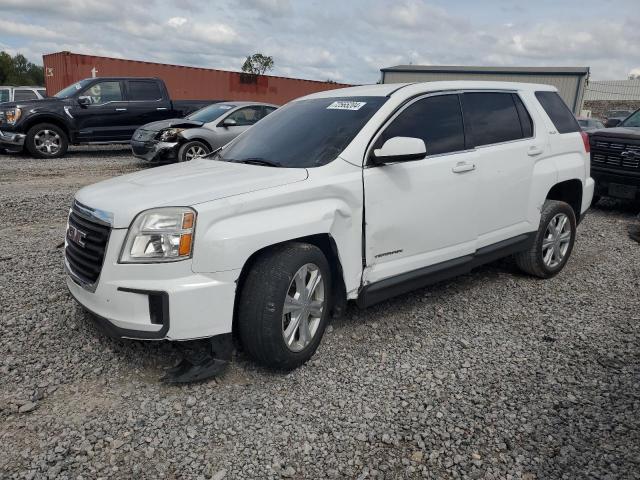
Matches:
[65,229,239,341]
[131,139,178,162]
[592,168,640,200]
[0,129,26,147]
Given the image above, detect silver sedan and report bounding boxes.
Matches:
[131,101,278,162]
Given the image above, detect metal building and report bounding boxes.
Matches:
[380,65,590,114]
[42,51,350,104]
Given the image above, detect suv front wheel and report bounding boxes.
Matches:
[515,200,577,278]
[238,243,332,370]
[25,123,69,159]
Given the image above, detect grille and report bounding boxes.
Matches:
[65,208,110,286]
[591,139,640,171]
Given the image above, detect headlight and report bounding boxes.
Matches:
[120,207,196,263]
[158,128,184,142]
[5,108,21,125]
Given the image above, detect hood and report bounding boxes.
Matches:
[138,118,204,132]
[74,159,309,228]
[591,126,640,141]
[0,97,64,109]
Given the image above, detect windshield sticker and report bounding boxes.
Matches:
[74,83,81,90]
[327,101,366,111]
[219,105,232,109]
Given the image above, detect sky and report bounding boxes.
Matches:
[1,0,639,84]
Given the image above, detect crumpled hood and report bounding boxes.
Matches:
[138,118,204,132]
[75,159,308,228]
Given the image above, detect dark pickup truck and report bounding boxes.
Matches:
[0,77,216,158]
[590,108,640,203]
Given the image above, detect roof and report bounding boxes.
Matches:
[299,80,557,100]
[583,79,640,101]
[381,65,590,76]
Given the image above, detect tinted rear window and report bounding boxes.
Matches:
[535,91,580,134]
[128,81,163,101]
[461,92,523,146]
[14,90,38,101]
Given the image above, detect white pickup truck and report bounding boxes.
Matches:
[65,81,594,380]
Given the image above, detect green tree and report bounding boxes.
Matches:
[241,53,274,76]
[0,51,44,85]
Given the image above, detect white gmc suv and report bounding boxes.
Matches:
[65,81,594,378]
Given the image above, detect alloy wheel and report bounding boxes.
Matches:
[542,213,571,268]
[282,263,325,352]
[34,129,61,155]
[184,145,207,161]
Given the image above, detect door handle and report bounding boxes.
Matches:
[115,108,127,111]
[156,107,168,111]
[528,146,544,156]
[452,162,476,173]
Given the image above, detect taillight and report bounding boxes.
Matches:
[580,131,590,153]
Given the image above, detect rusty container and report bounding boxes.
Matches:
[42,51,350,104]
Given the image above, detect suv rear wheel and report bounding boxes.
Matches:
[515,200,576,278]
[238,243,332,370]
[25,123,69,159]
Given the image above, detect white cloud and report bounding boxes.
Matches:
[167,17,187,28]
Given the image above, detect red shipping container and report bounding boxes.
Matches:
[42,51,351,104]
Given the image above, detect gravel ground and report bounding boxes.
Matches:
[1,147,639,480]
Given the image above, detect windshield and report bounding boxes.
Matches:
[217,96,387,168]
[577,119,587,127]
[187,103,236,123]
[621,110,640,127]
[55,80,91,98]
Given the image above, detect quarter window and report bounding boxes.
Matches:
[461,92,524,147]
[534,91,580,134]
[128,81,163,101]
[375,94,465,157]
[0,89,10,102]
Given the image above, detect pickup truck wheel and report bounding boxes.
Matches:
[178,140,210,162]
[25,123,68,158]
[514,200,576,278]
[238,243,332,370]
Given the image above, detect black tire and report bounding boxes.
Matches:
[238,243,332,370]
[515,200,577,278]
[25,123,69,158]
[177,140,210,162]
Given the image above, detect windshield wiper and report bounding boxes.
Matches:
[231,158,282,167]
[201,146,223,160]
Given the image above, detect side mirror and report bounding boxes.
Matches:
[371,137,426,165]
[77,96,91,107]
[221,118,237,128]
[605,118,621,128]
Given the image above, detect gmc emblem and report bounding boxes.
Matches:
[67,224,87,247]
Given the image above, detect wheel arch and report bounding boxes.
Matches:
[23,115,71,140]
[231,234,348,339]
[546,179,583,221]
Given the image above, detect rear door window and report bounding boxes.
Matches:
[461,92,524,147]
[512,94,533,138]
[14,89,39,101]
[534,91,580,134]
[375,94,466,157]
[127,80,163,101]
